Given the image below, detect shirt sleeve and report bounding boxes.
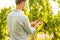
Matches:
[17,15,36,35]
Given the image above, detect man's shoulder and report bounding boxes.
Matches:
[7,10,14,16]
[7,10,20,17]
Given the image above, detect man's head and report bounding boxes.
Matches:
[15,0,26,10]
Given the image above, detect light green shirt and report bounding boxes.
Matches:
[7,9,36,40]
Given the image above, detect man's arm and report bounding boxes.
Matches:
[17,16,36,35]
[30,20,42,28]
[23,16,36,35]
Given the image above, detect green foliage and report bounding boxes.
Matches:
[24,0,60,40]
[0,7,12,40]
[57,0,60,8]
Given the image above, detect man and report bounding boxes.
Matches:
[7,0,40,40]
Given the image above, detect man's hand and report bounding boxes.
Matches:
[30,22,36,27]
[34,21,42,28]
[30,20,42,28]
[30,20,40,27]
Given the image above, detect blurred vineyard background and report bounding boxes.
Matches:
[0,0,60,40]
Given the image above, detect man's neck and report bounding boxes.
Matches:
[16,5,23,11]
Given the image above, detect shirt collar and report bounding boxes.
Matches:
[14,9,24,14]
